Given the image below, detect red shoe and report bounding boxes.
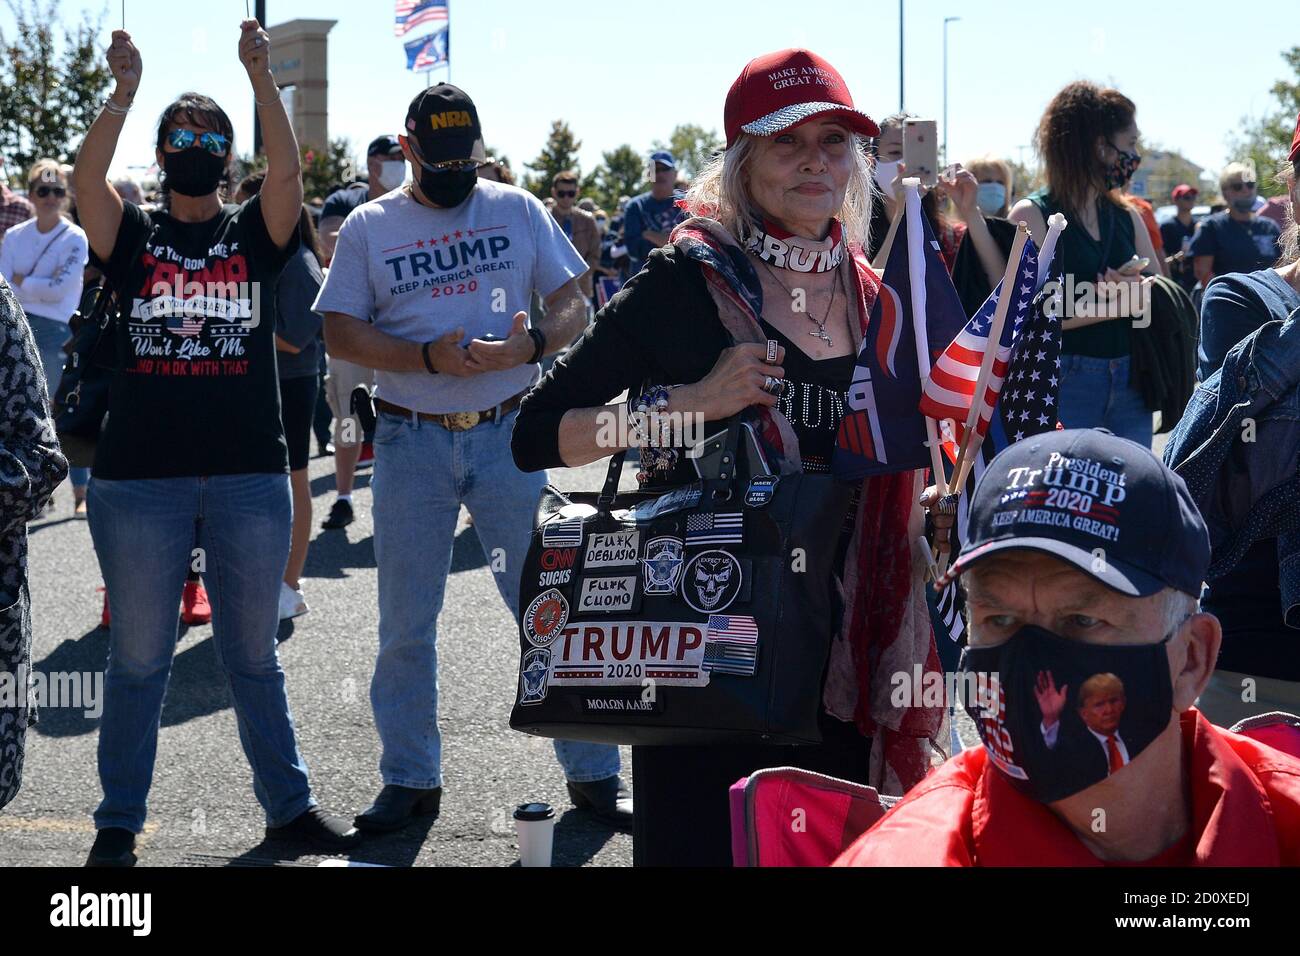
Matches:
[356,441,375,467]
[99,587,111,630]
[181,580,212,626]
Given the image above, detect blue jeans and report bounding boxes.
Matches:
[87,473,314,831]
[370,407,620,788]
[1057,354,1153,448]
[27,312,89,488]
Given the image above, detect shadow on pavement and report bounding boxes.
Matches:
[30,626,239,737]
[308,470,371,499]
[303,531,376,579]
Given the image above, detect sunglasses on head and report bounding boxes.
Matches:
[555,189,577,198]
[33,185,66,198]
[167,128,230,156]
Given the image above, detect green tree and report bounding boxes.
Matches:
[524,120,582,198]
[585,144,645,214]
[301,138,356,201]
[652,124,722,181]
[0,0,111,175]
[1226,46,1300,198]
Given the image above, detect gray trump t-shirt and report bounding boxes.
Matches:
[312,180,586,413]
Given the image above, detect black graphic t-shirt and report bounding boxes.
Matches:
[93,197,296,479]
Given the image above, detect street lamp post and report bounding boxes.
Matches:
[943,16,960,166]
[254,0,267,155]
[898,0,905,111]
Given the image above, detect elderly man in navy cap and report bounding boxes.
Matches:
[622,150,685,278]
[836,429,1300,866]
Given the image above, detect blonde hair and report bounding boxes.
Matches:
[1219,160,1256,196]
[27,158,66,189]
[1277,160,1298,264]
[966,155,1013,193]
[682,131,876,249]
[1077,672,1125,708]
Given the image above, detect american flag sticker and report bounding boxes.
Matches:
[685,512,743,546]
[703,614,759,676]
[542,517,583,548]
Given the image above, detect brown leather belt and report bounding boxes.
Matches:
[375,393,524,432]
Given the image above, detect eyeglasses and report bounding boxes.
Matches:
[33,185,66,198]
[166,128,230,156]
[555,189,577,198]
[1227,181,1257,192]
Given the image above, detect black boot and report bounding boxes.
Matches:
[86,827,137,867]
[353,785,442,833]
[265,807,363,850]
[567,776,633,830]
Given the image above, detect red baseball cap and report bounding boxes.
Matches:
[1171,184,1198,200]
[1290,111,1300,163]
[724,49,879,149]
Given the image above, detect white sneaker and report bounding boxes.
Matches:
[278,582,309,620]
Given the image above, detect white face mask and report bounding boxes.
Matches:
[873,158,901,194]
[378,160,407,191]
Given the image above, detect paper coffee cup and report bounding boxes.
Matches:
[513,802,555,867]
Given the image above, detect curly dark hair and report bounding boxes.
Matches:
[1034,81,1136,220]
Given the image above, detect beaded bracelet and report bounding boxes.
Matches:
[628,384,678,484]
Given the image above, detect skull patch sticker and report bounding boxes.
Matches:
[681,550,743,614]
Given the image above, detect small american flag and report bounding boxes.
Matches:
[685,512,743,546]
[167,311,206,337]
[706,614,759,643]
[704,614,759,675]
[920,235,1039,453]
[935,267,1064,642]
[404,28,449,72]
[395,0,448,36]
[542,517,583,548]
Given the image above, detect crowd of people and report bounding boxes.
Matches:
[2,20,1300,869]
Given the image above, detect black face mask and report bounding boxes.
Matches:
[1103,142,1142,191]
[419,167,477,208]
[958,624,1177,804]
[163,147,227,198]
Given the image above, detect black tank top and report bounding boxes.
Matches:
[760,320,855,474]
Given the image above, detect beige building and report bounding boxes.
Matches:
[267,19,337,151]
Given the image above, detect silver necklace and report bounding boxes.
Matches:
[761,261,841,348]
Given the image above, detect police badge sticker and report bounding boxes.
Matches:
[642,536,684,595]
[744,475,779,508]
[519,648,551,705]
[523,588,569,647]
[681,550,743,614]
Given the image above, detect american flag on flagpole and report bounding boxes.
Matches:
[404,28,449,72]
[395,0,448,36]
[934,264,1065,642]
[919,235,1040,456]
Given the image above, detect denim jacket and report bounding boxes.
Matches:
[1163,275,1300,622]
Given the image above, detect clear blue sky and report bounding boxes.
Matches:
[5,0,1298,183]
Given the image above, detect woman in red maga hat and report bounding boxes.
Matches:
[513,48,950,866]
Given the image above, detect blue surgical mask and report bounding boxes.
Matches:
[976,182,1007,215]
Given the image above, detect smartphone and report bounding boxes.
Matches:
[1117,257,1150,276]
[903,119,939,188]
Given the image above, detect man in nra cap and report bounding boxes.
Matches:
[836,429,1300,866]
[313,84,629,833]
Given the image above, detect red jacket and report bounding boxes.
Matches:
[834,709,1300,866]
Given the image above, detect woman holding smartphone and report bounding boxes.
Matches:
[72,21,359,866]
[1007,81,1161,448]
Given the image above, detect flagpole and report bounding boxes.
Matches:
[901,178,949,497]
[1035,212,1068,291]
[949,222,1030,492]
